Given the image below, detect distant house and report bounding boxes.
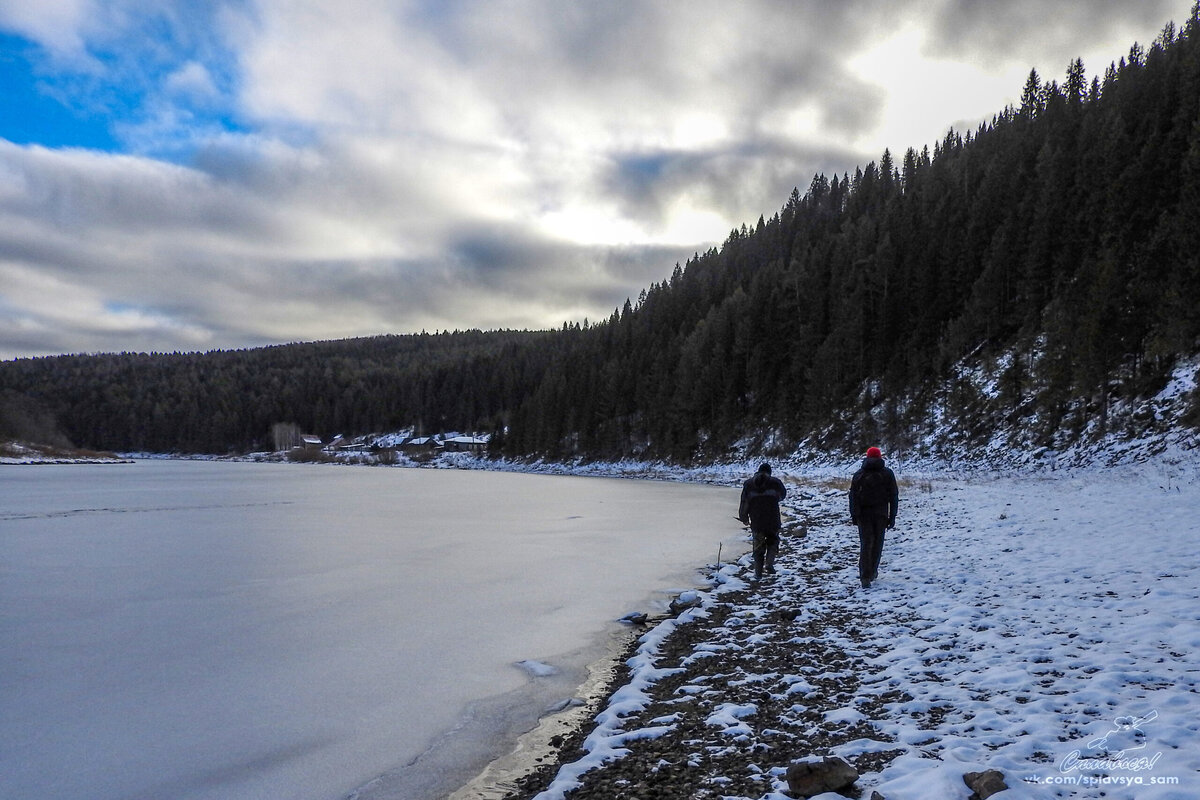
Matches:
[401,436,442,454]
[299,434,323,451]
[325,434,366,452]
[443,435,489,453]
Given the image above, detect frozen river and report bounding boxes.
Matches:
[0,460,740,800]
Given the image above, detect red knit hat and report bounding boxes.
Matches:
[866,447,883,458]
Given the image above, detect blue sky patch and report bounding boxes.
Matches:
[0,9,250,161]
[0,33,121,151]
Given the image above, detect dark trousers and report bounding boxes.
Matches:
[752,528,780,578]
[857,517,887,581]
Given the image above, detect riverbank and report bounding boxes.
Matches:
[0,439,128,464]
[484,463,1200,800]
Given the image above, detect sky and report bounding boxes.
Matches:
[0,0,1191,359]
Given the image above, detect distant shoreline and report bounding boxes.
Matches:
[0,440,129,465]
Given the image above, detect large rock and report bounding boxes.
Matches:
[785,756,859,798]
[964,769,1008,799]
[668,590,703,615]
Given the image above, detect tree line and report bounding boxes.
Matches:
[0,332,552,453]
[3,7,1199,458]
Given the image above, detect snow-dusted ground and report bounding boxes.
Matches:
[516,454,1200,800]
[828,463,1200,799]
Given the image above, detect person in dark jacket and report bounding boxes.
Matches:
[739,463,787,581]
[848,446,899,588]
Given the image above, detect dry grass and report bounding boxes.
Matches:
[784,475,934,493]
[790,476,850,492]
[284,447,335,464]
[1,440,122,462]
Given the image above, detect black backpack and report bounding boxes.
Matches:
[856,469,889,509]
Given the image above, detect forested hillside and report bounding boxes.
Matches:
[0,332,552,453]
[3,9,1199,459]
[507,12,1200,459]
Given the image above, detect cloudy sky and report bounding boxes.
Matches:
[0,0,1189,358]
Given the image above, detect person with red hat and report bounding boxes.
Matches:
[849,446,899,588]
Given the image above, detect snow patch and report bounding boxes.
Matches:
[516,660,560,678]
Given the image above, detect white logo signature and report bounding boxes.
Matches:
[1060,710,1163,774]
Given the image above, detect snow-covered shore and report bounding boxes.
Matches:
[0,440,128,464]
[494,453,1200,800]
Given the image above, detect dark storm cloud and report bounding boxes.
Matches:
[603,137,867,229]
[927,0,1187,68]
[442,223,696,304]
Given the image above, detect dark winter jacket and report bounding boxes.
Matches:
[739,473,787,532]
[849,456,899,525]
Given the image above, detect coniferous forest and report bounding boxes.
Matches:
[3,10,1200,459]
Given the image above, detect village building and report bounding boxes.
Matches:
[442,435,489,453]
[401,435,442,454]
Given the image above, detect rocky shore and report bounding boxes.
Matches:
[498,481,912,800]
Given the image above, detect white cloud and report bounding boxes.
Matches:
[164,61,219,101]
[1,0,1195,357]
[847,24,1027,154]
[0,0,93,61]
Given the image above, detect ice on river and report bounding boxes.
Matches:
[0,460,740,800]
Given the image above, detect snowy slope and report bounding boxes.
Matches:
[842,355,1200,475]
